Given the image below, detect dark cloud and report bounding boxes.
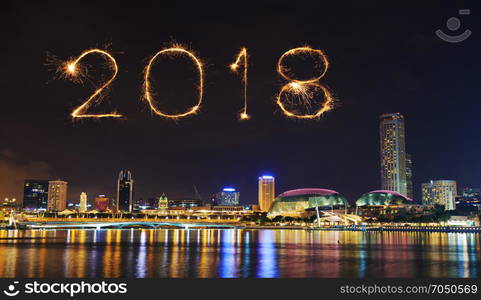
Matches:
[0,149,52,201]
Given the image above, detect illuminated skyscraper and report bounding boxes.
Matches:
[422,180,457,210]
[405,153,413,199]
[79,192,87,212]
[117,170,134,212]
[258,175,275,212]
[47,180,68,212]
[379,113,408,196]
[23,180,49,211]
[218,187,240,206]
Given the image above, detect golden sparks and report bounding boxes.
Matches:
[143,45,204,119]
[230,47,250,120]
[60,49,122,118]
[276,46,333,119]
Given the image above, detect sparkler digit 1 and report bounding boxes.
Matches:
[276,46,334,119]
[143,45,204,119]
[230,47,250,120]
[63,49,122,118]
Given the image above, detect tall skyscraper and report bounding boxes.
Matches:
[258,175,275,212]
[79,192,87,212]
[379,113,408,197]
[218,187,240,206]
[47,180,68,212]
[405,153,413,199]
[422,180,457,210]
[23,180,49,211]
[117,170,134,212]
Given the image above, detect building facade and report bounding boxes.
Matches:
[117,170,134,212]
[405,153,413,199]
[218,188,240,206]
[79,192,87,212]
[23,180,49,211]
[158,193,168,210]
[47,180,68,212]
[379,113,408,197]
[422,181,434,205]
[456,187,481,210]
[258,175,275,212]
[168,198,203,208]
[94,195,111,212]
[422,180,457,210]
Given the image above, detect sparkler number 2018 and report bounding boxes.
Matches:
[57,45,333,120]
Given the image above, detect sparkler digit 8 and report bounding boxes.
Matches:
[276,46,334,119]
[63,49,122,118]
[143,46,204,119]
[230,47,250,120]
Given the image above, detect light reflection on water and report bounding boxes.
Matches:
[0,229,479,278]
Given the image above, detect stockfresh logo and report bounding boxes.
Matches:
[3,281,128,297]
[3,281,20,297]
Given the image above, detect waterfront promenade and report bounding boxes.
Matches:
[1,217,480,233]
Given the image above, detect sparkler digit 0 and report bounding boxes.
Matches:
[62,49,122,118]
[276,46,334,119]
[143,45,204,119]
[230,47,250,120]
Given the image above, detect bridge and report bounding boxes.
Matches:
[24,221,240,230]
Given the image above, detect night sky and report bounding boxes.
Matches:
[1,0,480,205]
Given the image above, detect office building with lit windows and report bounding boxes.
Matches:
[379,113,408,197]
[23,180,49,211]
[218,187,240,206]
[258,175,275,212]
[456,187,481,211]
[117,170,134,212]
[47,180,68,212]
[422,180,457,211]
[422,182,434,205]
[405,153,413,199]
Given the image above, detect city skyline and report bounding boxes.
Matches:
[11,112,472,208]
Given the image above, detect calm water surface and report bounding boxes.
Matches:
[0,229,479,278]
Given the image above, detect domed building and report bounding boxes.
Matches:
[356,190,411,207]
[268,188,348,218]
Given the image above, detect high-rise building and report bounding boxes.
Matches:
[379,113,408,197]
[23,180,49,211]
[405,153,413,199]
[79,192,87,212]
[422,181,434,205]
[158,193,168,210]
[218,187,240,206]
[422,180,457,210]
[117,170,134,212]
[47,180,68,212]
[258,175,275,212]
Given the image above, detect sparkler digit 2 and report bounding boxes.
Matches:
[143,46,204,119]
[63,49,122,118]
[230,47,250,120]
[276,46,334,119]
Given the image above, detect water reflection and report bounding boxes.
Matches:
[0,229,479,278]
